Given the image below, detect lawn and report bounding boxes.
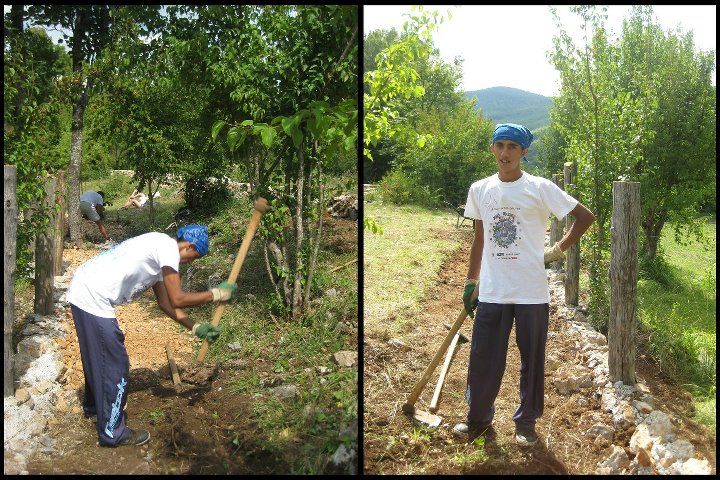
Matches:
[364,201,461,338]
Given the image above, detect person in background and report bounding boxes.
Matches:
[121,189,149,209]
[80,190,110,241]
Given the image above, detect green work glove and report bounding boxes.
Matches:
[463,279,479,318]
[192,322,222,342]
[211,281,238,302]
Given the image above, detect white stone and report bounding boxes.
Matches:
[19,350,64,385]
[269,384,298,399]
[669,457,711,475]
[331,443,357,471]
[596,445,630,474]
[333,351,357,367]
[629,410,675,452]
[633,400,653,414]
[651,439,694,468]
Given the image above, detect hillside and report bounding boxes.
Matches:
[464,86,553,131]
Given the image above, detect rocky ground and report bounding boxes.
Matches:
[363,226,716,475]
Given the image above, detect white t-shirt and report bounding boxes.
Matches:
[80,190,103,206]
[136,193,148,206]
[67,232,181,317]
[464,171,578,304]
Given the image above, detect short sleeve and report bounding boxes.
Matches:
[539,179,578,220]
[156,235,181,274]
[463,182,484,220]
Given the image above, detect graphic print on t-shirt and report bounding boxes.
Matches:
[490,208,522,260]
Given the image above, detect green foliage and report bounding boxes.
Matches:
[377,169,440,208]
[364,6,448,160]
[4,18,72,277]
[396,99,497,206]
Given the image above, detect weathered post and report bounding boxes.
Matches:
[34,176,56,315]
[563,162,579,306]
[550,173,565,271]
[53,170,66,276]
[608,181,640,385]
[5,165,18,397]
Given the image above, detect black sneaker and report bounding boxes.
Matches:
[515,424,538,446]
[452,421,492,436]
[117,428,150,446]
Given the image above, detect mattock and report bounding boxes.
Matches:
[165,197,269,387]
[402,283,478,427]
[428,324,469,414]
[196,197,269,363]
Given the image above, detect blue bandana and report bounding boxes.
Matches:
[492,123,534,150]
[177,224,209,256]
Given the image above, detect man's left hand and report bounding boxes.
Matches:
[544,242,564,264]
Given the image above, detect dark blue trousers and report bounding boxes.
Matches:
[70,304,130,446]
[465,302,549,428]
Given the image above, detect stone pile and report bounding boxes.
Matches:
[546,268,712,475]
[5,270,74,475]
[327,194,358,221]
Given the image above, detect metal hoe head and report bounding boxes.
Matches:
[402,403,442,428]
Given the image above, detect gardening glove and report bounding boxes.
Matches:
[211,281,238,302]
[463,279,479,318]
[544,242,565,265]
[192,322,222,342]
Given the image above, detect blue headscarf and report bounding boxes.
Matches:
[177,224,209,256]
[492,123,534,161]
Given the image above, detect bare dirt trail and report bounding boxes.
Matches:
[25,245,273,474]
[363,226,716,474]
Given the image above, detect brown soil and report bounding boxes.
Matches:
[22,213,358,474]
[363,226,716,474]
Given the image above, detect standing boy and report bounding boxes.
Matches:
[455,123,595,446]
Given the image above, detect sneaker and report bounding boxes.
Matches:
[453,421,492,436]
[117,428,150,447]
[515,425,538,446]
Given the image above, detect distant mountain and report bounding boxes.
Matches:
[465,86,554,171]
[464,86,553,132]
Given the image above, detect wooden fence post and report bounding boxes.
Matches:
[34,176,56,315]
[53,170,66,276]
[608,181,640,385]
[550,173,565,271]
[563,162,580,306]
[5,166,18,397]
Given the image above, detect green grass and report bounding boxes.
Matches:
[636,217,715,433]
[364,202,460,338]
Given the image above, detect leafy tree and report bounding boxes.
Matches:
[618,7,716,260]
[396,98,496,207]
[212,6,358,319]
[549,5,655,329]
[4,7,72,277]
[25,5,163,244]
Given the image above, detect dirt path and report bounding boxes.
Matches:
[363,227,716,474]
[23,246,289,474]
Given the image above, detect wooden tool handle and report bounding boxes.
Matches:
[196,197,268,362]
[166,342,181,386]
[403,283,478,412]
[429,332,460,413]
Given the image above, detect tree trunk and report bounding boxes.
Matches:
[68,100,86,245]
[304,150,323,311]
[550,173,565,271]
[564,162,580,306]
[291,141,305,319]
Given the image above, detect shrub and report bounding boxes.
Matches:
[377,169,440,208]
